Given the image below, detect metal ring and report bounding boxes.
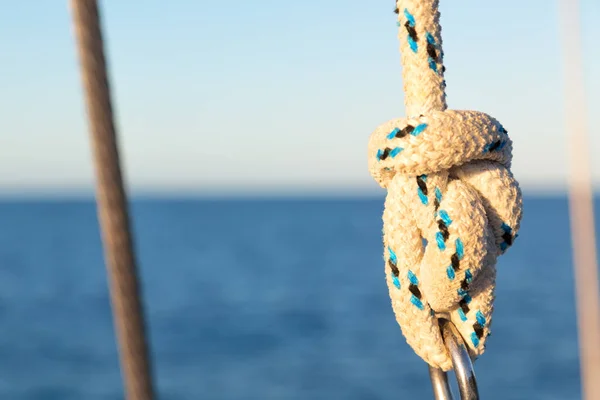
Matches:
[428,319,480,400]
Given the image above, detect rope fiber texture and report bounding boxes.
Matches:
[368,0,523,370]
[69,1,156,398]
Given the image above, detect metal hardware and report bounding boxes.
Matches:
[428,320,479,400]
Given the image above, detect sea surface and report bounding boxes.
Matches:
[0,196,591,399]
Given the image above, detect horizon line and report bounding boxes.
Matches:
[0,184,586,200]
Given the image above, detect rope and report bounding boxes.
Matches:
[368,0,523,370]
[69,1,156,398]
[559,0,600,398]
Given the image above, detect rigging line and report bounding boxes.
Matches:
[558,1,600,399]
[68,1,156,399]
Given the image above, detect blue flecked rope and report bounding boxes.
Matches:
[366,0,523,371]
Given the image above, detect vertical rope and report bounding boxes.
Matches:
[558,1,600,399]
[395,0,447,117]
[68,1,156,399]
[367,1,523,371]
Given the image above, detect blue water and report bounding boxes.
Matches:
[0,196,589,399]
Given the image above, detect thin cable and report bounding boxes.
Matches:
[68,1,156,399]
[558,1,600,399]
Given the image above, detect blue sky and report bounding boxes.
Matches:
[1,1,599,195]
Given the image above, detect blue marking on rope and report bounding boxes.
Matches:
[391,274,401,289]
[403,9,418,53]
[403,9,415,26]
[476,311,486,327]
[407,270,419,285]
[471,332,480,347]
[438,210,452,226]
[377,147,404,160]
[500,222,513,251]
[425,32,439,73]
[407,270,424,310]
[465,269,473,284]
[458,308,468,322]
[436,232,446,250]
[411,123,428,136]
[388,246,397,264]
[411,296,424,310]
[428,59,438,72]
[419,174,427,182]
[458,292,472,303]
[435,187,442,202]
[446,265,455,280]
[455,238,464,259]
[418,188,428,205]
[390,147,403,158]
[484,140,507,153]
[408,37,418,52]
[426,32,435,44]
[387,127,400,139]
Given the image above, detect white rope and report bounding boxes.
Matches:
[368,0,523,370]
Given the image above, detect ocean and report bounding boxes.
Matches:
[0,196,588,399]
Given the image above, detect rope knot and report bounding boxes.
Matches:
[372,0,523,371]
[368,109,523,370]
[369,110,511,188]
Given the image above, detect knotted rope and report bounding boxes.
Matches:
[368,0,523,371]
